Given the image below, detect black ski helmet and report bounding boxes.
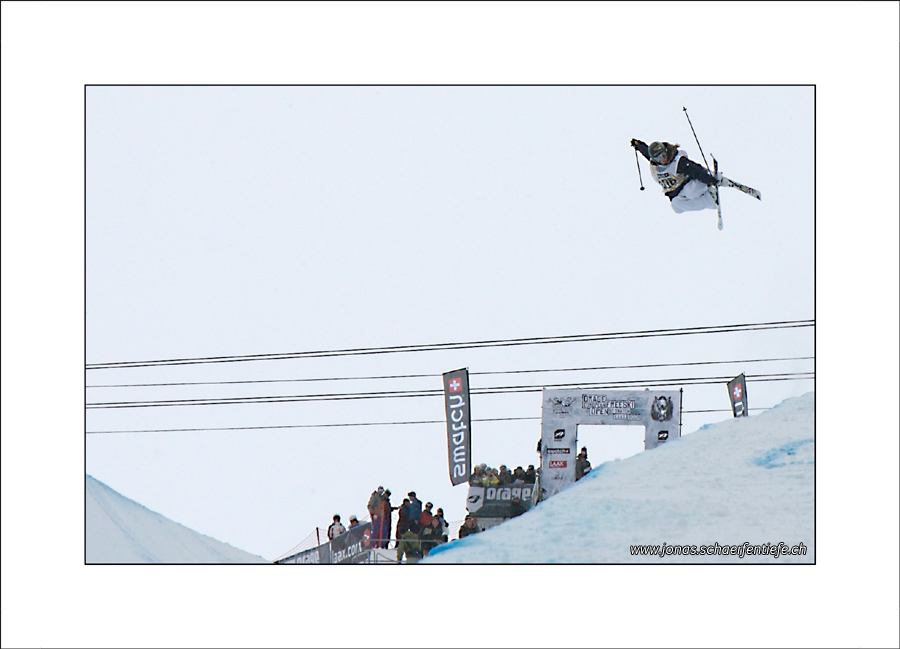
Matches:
[648,141,668,163]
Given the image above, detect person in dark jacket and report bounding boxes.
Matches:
[458,515,481,538]
[407,491,423,526]
[509,496,527,518]
[524,465,536,484]
[397,521,422,563]
[418,516,443,556]
[631,139,721,213]
[395,498,411,539]
[575,451,592,481]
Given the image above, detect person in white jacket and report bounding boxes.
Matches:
[327,514,346,540]
[631,139,721,213]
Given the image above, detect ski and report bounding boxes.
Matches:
[712,155,723,230]
[719,176,761,200]
[710,153,761,200]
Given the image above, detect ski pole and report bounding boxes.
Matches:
[682,106,710,170]
[634,148,645,191]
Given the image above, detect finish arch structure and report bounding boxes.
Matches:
[539,388,682,500]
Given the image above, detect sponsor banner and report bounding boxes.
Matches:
[276,522,374,564]
[542,389,680,433]
[466,485,535,518]
[728,374,749,417]
[330,522,375,564]
[443,368,472,486]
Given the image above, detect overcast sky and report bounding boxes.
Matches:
[3,2,899,648]
[83,81,819,559]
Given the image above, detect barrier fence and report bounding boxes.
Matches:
[276,519,461,564]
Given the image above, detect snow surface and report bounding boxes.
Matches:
[425,391,814,563]
[86,475,267,563]
[87,392,813,564]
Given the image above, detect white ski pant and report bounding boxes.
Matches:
[670,179,718,213]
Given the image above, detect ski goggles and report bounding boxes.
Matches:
[648,142,668,163]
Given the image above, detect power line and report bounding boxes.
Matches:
[85,372,814,409]
[86,355,814,389]
[85,404,783,436]
[85,319,814,370]
[86,415,540,435]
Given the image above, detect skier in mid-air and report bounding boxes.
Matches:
[631,139,721,213]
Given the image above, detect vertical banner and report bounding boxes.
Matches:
[728,373,749,417]
[442,368,472,486]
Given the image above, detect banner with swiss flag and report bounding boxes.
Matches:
[442,368,472,486]
[728,373,749,417]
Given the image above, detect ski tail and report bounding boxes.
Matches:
[711,153,761,200]
[720,177,761,200]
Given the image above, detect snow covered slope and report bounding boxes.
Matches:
[427,392,814,563]
[86,475,267,563]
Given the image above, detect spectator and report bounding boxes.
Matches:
[348,514,360,529]
[512,466,527,483]
[498,465,513,485]
[581,446,589,460]
[327,514,346,540]
[458,514,481,538]
[397,521,422,563]
[381,489,394,548]
[469,465,484,486]
[458,514,480,537]
[435,508,449,543]
[407,491,423,526]
[419,516,443,556]
[421,502,434,527]
[509,496,526,518]
[524,465,536,484]
[575,451,592,481]
[368,486,386,545]
[396,498,411,539]
[482,468,500,486]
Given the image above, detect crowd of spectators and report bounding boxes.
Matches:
[468,462,537,486]
[328,471,541,561]
[394,491,450,562]
[323,486,450,562]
